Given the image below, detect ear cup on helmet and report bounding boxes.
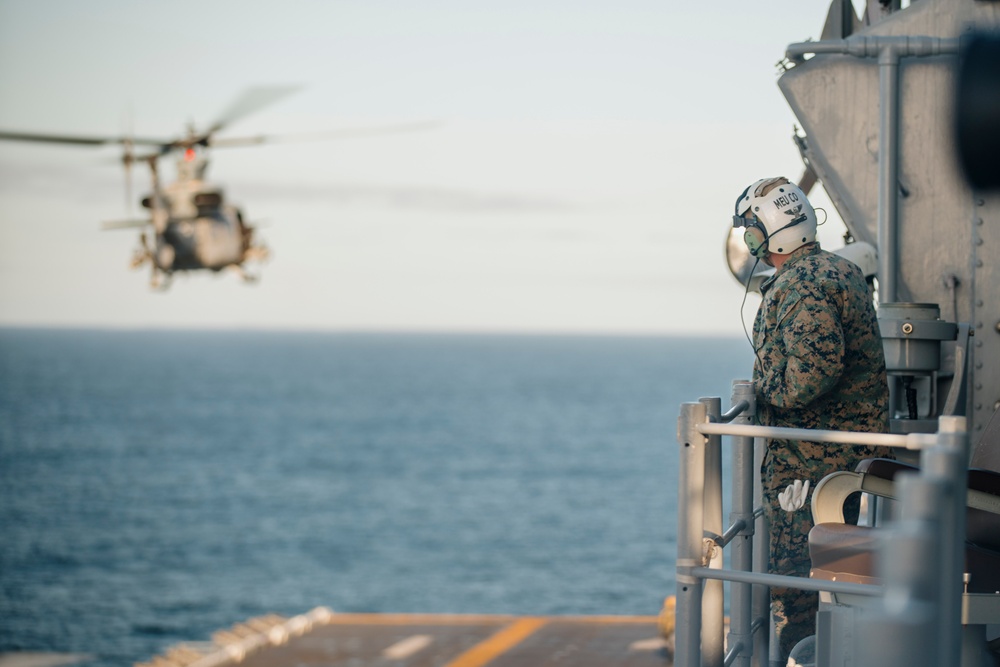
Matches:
[744,225,767,257]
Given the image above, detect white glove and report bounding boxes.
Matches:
[778,479,810,512]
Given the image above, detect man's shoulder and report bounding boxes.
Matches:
[816,248,861,270]
[768,249,872,319]
[782,247,863,286]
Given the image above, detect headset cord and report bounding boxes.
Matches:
[740,256,765,373]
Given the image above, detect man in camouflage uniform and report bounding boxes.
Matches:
[733,177,891,660]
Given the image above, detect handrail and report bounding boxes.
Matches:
[723,620,767,667]
[690,567,881,597]
[679,383,760,667]
[697,421,937,450]
[709,507,763,550]
[717,399,750,424]
[676,385,970,667]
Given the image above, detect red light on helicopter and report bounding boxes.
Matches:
[184,148,196,161]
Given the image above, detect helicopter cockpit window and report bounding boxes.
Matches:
[194,192,222,208]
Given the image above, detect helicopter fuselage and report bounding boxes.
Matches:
[136,153,267,285]
[154,206,247,272]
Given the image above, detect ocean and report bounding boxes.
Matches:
[0,329,750,666]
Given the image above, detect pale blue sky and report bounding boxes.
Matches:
[0,0,849,334]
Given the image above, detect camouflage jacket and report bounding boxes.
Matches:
[753,243,889,435]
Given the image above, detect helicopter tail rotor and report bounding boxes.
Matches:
[121,106,136,214]
[123,146,134,212]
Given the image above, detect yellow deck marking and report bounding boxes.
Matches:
[328,613,515,626]
[441,617,548,667]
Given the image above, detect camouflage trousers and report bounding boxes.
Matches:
[763,438,893,660]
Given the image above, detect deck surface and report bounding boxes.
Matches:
[177,611,673,667]
[241,614,669,667]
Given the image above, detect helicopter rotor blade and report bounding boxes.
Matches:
[101,218,151,230]
[0,129,170,148]
[208,120,443,148]
[203,86,300,139]
[1,86,300,154]
[99,150,161,166]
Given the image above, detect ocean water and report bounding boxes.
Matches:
[0,329,750,666]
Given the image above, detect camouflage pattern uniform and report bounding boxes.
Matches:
[752,242,891,659]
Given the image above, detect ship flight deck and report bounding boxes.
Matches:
[136,607,674,667]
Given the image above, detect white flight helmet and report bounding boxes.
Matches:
[732,177,817,258]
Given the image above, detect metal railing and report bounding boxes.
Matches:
[675,380,969,667]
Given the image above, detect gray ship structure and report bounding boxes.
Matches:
[678,0,1000,666]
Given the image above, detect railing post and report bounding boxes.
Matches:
[677,388,968,667]
[700,397,725,667]
[858,416,967,667]
[751,430,769,667]
[924,416,969,666]
[728,381,756,667]
[677,401,709,667]
[858,473,943,667]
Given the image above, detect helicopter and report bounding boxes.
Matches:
[0,87,435,290]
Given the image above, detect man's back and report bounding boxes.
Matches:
[754,243,888,434]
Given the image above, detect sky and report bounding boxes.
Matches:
[0,0,855,335]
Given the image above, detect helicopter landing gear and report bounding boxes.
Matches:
[130,247,150,270]
[229,264,260,283]
[130,232,172,290]
[130,232,153,270]
[243,243,270,263]
[149,269,172,291]
[234,242,269,283]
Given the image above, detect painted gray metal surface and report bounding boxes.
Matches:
[777,0,1000,438]
[680,3,1000,665]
